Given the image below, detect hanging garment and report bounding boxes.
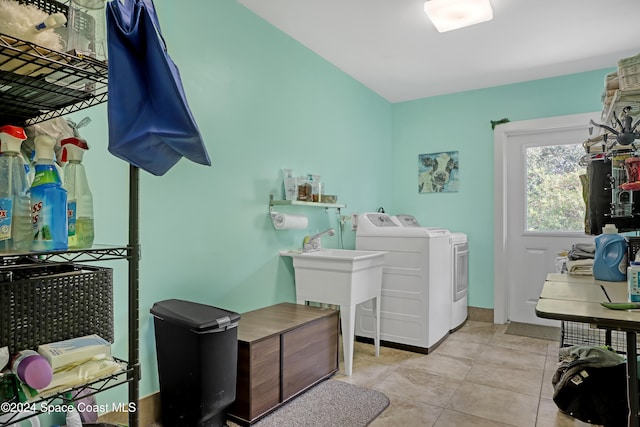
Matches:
[106,0,211,176]
[587,159,611,235]
[579,173,589,234]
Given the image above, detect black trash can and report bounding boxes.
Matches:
[150,299,240,427]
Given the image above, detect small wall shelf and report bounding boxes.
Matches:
[269,194,346,212]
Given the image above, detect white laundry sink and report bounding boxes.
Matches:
[284,248,385,268]
[280,248,387,375]
[281,249,386,302]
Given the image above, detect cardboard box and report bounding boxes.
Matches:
[37,334,111,370]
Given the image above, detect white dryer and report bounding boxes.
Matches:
[355,212,451,353]
[393,214,468,331]
[450,232,468,331]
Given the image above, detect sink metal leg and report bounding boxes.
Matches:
[341,304,356,376]
[373,295,380,357]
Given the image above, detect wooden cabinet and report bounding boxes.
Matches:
[228,303,339,425]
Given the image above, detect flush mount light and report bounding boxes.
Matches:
[424,0,493,32]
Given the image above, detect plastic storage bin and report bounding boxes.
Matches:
[150,299,240,427]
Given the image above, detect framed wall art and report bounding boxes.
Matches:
[418,151,459,193]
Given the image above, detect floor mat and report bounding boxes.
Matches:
[253,379,389,427]
[505,321,561,341]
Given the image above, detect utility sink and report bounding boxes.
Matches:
[280,248,387,375]
[283,248,385,263]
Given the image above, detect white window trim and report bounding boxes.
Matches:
[493,112,600,324]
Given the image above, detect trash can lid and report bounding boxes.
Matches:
[150,299,240,331]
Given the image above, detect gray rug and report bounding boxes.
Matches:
[505,321,560,341]
[253,379,389,427]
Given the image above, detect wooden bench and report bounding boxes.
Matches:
[227,302,339,425]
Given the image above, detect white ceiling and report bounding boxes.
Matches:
[238,0,640,103]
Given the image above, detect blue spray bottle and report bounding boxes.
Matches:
[0,125,32,253]
[31,134,67,251]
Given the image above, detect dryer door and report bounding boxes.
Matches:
[454,241,468,301]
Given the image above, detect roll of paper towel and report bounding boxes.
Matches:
[270,212,308,230]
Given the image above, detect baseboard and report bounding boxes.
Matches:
[467,306,494,323]
[97,392,161,427]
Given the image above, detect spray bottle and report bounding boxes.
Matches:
[31,135,67,251]
[61,137,94,249]
[0,125,32,253]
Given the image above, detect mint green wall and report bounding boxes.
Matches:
[390,70,610,309]
[64,0,391,406]
[58,0,612,414]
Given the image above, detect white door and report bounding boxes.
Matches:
[494,112,599,326]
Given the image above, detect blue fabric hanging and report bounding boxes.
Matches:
[106,0,211,176]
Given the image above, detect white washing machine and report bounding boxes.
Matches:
[355,212,451,353]
[393,214,468,331]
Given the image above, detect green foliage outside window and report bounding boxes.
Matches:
[526,144,585,232]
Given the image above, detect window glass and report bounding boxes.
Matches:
[526,144,585,232]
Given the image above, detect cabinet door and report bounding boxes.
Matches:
[281,314,339,400]
[232,336,280,421]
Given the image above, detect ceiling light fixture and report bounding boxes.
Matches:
[424,0,493,33]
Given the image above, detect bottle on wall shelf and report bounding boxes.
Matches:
[282,168,296,201]
[31,134,68,252]
[61,137,94,249]
[0,125,32,253]
[593,223,628,282]
[308,174,322,202]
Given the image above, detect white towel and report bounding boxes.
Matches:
[567,259,594,276]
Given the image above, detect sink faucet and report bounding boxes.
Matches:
[303,228,335,252]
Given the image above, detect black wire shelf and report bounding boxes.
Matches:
[0,245,130,264]
[0,33,108,126]
[0,359,133,426]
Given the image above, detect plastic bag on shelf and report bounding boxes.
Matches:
[23,117,75,167]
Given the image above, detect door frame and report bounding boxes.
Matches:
[493,112,600,324]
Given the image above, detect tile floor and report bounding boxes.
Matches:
[331,320,601,427]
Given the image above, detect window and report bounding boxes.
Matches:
[526,144,585,232]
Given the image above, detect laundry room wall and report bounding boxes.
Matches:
[66,0,392,405]
[54,0,617,413]
[390,69,611,309]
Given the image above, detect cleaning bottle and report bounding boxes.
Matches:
[32,12,67,33]
[628,252,640,302]
[31,135,67,251]
[0,125,32,253]
[61,137,94,249]
[593,224,628,281]
[64,395,83,427]
[10,349,53,390]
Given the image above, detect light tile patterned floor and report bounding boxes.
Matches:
[332,321,601,427]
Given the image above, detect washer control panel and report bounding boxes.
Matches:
[364,213,398,227]
[394,214,420,227]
